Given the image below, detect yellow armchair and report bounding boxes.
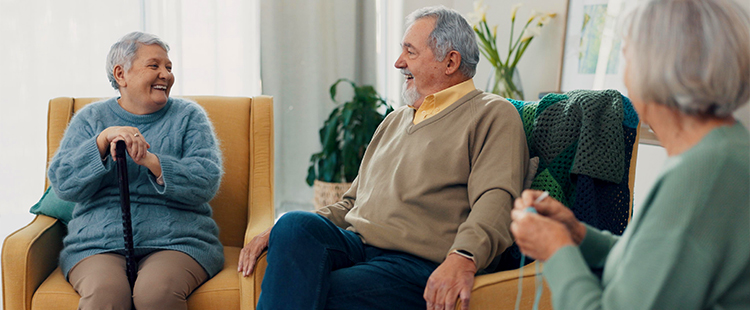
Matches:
[2,96,275,310]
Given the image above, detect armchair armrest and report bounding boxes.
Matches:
[238,248,268,310]
[2,214,65,310]
[238,200,273,310]
[457,261,552,310]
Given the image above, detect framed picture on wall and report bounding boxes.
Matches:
[558,0,660,145]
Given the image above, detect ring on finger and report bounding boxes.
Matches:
[134,133,140,137]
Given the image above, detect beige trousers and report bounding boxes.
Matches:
[68,250,208,310]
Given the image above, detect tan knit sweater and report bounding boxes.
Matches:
[316,90,528,269]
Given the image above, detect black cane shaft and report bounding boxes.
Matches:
[115,141,137,290]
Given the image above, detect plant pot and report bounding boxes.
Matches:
[313,180,353,210]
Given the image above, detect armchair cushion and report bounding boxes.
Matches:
[30,247,243,310]
[29,187,74,225]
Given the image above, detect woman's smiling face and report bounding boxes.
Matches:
[118,43,174,113]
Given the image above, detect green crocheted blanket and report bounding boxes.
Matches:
[508,89,629,207]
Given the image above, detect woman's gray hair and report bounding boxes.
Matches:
[405,6,480,79]
[623,0,750,117]
[106,32,170,90]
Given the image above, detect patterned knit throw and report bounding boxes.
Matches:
[491,89,639,272]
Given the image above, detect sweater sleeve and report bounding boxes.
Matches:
[48,107,115,202]
[315,177,358,229]
[154,105,223,207]
[577,224,619,268]
[543,153,748,310]
[450,99,528,269]
[314,110,395,230]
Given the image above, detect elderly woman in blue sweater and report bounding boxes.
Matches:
[511,0,750,309]
[47,32,224,310]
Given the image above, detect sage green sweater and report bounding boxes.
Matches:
[544,122,750,309]
[316,90,528,269]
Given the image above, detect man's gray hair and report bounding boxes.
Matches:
[106,31,170,90]
[623,0,750,117]
[405,6,480,79]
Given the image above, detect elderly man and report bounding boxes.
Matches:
[239,5,527,310]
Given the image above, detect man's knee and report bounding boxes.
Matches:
[271,211,328,243]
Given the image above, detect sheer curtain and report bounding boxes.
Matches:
[143,0,261,96]
[262,0,391,214]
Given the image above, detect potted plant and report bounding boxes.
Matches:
[306,78,393,209]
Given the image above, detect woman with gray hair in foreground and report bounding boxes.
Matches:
[510,0,750,309]
[47,31,224,309]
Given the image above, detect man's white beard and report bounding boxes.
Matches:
[402,82,420,106]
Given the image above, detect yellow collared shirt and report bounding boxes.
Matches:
[409,79,476,125]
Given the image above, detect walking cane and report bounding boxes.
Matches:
[115,140,137,290]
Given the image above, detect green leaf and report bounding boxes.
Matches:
[342,108,354,127]
[307,78,393,185]
[306,165,316,186]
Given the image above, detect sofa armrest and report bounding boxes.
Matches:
[2,214,65,310]
[457,261,552,310]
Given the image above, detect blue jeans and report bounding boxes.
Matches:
[257,211,439,310]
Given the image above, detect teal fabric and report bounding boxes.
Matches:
[506,90,633,208]
[29,186,75,225]
[508,89,626,184]
[48,97,225,279]
[543,122,750,310]
[492,90,637,272]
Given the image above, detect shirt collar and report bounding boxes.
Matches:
[408,79,476,111]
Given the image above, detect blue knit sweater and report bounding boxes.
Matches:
[48,97,225,278]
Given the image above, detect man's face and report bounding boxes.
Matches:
[395,17,447,107]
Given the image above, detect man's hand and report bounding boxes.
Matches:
[238,227,271,277]
[423,253,477,310]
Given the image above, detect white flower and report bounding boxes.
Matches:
[520,25,542,42]
[537,13,557,26]
[474,0,488,15]
[527,10,540,24]
[475,0,488,20]
[467,0,489,27]
[466,13,482,26]
[510,3,522,22]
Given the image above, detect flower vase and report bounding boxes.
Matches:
[487,66,524,100]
